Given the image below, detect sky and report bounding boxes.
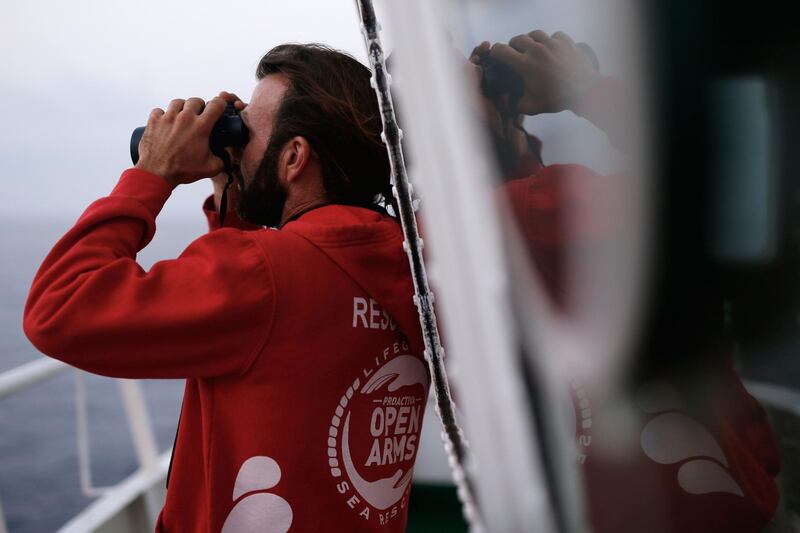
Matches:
[0,0,634,223]
[0,0,376,221]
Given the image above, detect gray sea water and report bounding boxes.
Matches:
[0,215,208,533]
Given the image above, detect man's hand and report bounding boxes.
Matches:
[218,90,247,112]
[489,30,600,116]
[135,96,229,188]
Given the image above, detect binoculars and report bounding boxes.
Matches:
[478,42,600,103]
[130,101,249,164]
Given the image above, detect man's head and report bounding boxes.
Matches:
[234,44,390,227]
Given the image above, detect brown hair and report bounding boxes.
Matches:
[256,43,392,210]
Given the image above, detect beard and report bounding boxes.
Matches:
[236,141,288,228]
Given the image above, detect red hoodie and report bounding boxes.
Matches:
[24,169,429,533]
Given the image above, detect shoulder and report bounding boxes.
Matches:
[178,228,277,279]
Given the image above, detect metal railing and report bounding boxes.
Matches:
[745,380,800,416]
[0,357,168,532]
[0,358,70,401]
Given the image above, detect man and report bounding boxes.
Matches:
[24,44,428,532]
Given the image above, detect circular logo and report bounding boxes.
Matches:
[327,341,429,525]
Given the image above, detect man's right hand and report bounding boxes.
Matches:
[135,96,229,188]
[489,30,601,117]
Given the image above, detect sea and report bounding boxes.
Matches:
[0,215,208,533]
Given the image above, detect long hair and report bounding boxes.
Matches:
[256,44,392,211]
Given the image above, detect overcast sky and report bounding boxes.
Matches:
[0,0,634,223]
[0,0,377,221]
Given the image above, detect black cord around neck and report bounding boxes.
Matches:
[216,148,235,228]
[219,171,234,227]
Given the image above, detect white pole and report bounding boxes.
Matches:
[353,1,485,530]
[118,379,163,523]
[0,496,9,533]
[117,380,159,471]
[75,371,107,498]
[379,1,570,530]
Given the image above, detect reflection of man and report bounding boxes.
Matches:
[477,30,781,533]
[24,44,428,532]
[468,30,618,310]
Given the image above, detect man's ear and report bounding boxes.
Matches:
[279,136,314,184]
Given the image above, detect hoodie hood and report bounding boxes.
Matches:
[282,204,425,356]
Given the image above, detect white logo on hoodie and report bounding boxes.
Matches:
[221,456,293,533]
[328,340,429,525]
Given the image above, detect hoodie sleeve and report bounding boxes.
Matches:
[23,169,274,379]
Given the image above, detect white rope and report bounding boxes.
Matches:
[354,1,485,530]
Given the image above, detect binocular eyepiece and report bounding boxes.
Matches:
[130,101,249,164]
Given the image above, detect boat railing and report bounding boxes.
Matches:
[1,359,796,533]
[0,357,169,533]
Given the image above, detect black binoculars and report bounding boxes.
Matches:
[478,42,600,103]
[130,101,249,164]
[479,52,525,103]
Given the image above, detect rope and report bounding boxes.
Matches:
[354,2,485,530]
